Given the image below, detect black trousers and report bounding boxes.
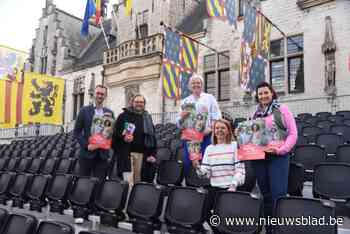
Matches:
[79,157,110,180]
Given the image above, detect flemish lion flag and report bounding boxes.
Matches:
[22,73,64,125]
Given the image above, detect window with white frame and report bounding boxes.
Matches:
[270,34,304,94]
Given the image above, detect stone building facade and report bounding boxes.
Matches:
[29,0,100,76]
[30,0,350,124]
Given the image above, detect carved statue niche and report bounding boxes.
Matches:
[322,16,336,96]
[125,84,140,107]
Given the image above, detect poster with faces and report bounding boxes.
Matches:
[89,112,115,149]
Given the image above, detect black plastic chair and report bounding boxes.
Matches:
[94,179,129,227]
[316,133,345,155]
[127,183,164,234]
[304,116,318,126]
[274,196,337,234]
[16,158,33,173]
[293,145,326,181]
[313,163,350,201]
[328,115,344,125]
[27,174,51,212]
[55,158,74,174]
[35,221,74,234]
[165,186,208,234]
[5,157,19,172]
[315,112,332,121]
[27,158,44,174]
[288,162,304,196]
[185,165,210,188]
[301,126,322,143]
[336,145,350,163]
[46,174,73,214]
[336,110,350,119]
[156,148,172,163]
[0,158,9,171]
[40,158,58,175]
[316,120,333,133]
[9,173,33,208]
[330,124,350,143]
[212,191,262,234]
[0,172,15,204]
[2,213,38,234]
[344,119,350,126]
[157,160,184,187]
[68,176,99,220]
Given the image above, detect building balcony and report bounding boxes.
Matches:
[104,33,163,66]
[297,0,334,9]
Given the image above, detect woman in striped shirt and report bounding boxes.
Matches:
[195,119,246,231]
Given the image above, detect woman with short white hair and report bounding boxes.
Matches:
[176,74,222,174]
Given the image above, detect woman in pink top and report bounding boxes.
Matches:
[251,82,297,234]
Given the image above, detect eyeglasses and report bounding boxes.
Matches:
[96,92,106,96]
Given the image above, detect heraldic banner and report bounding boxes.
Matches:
[22,73,64,125]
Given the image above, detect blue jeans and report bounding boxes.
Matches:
[251,154,289,234]
[182,134,212,175]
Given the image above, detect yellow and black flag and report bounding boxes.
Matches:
[181,36,198,72]
[255,12,272,60]
[22,73,64,125]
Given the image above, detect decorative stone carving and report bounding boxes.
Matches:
[125,84,140,107]
[322,16,336,96]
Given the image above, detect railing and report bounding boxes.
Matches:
[104,33,163,65]
[0,121,76,140]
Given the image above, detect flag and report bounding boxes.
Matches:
[164,28,181,64]
[243,2,257,44]
[125,0,132,16]
[162,62,180,99]
[180,36,198,72]
[225,0,237,27]
[180,71,192,99]
[255,13,272,60]
[0,74,24,128]
[239,41,253,91]
[162,28,199,99]
[249,56,266,90]
[81,0,96,37]
[22,73,64,125]
[0,44,27,81]
[95,0,102,24]
[206,0,225,18]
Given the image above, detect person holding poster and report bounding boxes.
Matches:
[74,85,114,181]
[195,119,245,233]
[176,74,222,175]
[113,95,157,186]
[251,82,297,234]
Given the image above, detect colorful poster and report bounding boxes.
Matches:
[179,102,208,161]
[236,118,285,160]
[89,112,115,149]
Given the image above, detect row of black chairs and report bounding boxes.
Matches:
[0,209,118,234]
[0,174,338,234]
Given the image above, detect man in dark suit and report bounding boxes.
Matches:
[73,85,114,180]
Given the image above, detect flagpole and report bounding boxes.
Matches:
[160,21,229,58]
[99,18,110,50]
